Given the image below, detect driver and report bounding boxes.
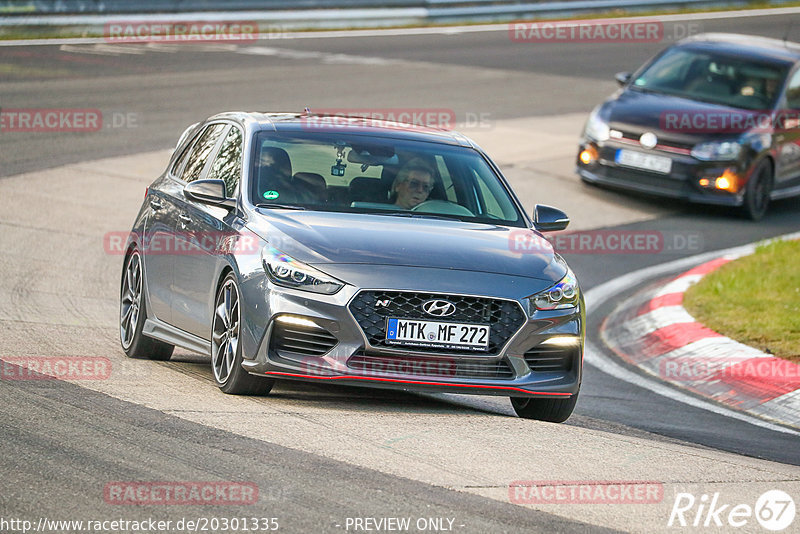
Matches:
[391,158,435,209]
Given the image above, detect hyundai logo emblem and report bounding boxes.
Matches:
[639,132,658,149]
[422,299,456,317]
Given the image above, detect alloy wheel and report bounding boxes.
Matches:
[212,278,240,384]
[120,252,142,349]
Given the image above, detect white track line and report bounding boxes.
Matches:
[584,231,800,436]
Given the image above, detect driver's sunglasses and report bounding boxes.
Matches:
[406,179,434,193]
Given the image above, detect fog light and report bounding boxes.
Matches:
[714,168,739,193]
[699,169,739,193]
[579,145,598,165]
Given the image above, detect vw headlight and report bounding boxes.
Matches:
[691,140,741,161]
[529,267,580,312]
[584,108,610,142]
[261,247,344,295]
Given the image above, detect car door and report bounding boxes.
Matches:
[141,126,206,324]
[147,122,227,332]
[171,123,244,338]
[773,67,800,193]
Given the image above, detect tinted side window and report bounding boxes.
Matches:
[181,124,227,183]
[170,134,199,177]
[169,124,201,176]
[170,146,191,177]
[786,70,800,109]
[207,126,243,197]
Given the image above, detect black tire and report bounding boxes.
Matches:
[511,390,579,423]
[742,159,773,221]
[212,273,275,395]
[120,249,174,360]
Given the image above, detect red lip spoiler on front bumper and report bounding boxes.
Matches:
[262,370,573,396]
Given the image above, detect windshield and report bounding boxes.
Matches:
[249,130,525,226]
[631,47,789,110]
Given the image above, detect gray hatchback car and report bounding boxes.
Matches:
[119,112,584,422]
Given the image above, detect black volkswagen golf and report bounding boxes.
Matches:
[576,33,800,220]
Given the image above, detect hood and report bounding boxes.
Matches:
[246,210,562,282]
[602,89,757,143]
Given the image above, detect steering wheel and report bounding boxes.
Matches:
[411,200,475,216]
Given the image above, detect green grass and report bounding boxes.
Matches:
[683,239,800,363]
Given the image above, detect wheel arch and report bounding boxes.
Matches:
[215,264,235,298]
[120,240,138,286]
[761,154,775,178]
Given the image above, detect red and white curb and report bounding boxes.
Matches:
[600,248,800,429]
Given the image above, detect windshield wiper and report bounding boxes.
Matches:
[255,203,307,210]
[629,85,664,95]
[371,210,463,221]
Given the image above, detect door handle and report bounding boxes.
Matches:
[149,198,164,210]
[179,213,192,223]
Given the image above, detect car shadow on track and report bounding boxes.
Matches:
[582,180,798,221]
[163,350,512,417]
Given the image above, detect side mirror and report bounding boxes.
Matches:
[184,179,236,209]
[614,71,632,86]
[533,204,569,232]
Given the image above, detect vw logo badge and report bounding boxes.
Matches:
[422,299,456,317]
[639,132,658,149]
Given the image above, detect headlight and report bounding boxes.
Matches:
[691,140,741,161]
[584,108,610,142]
[529,267,580,312]
[261,247,344,295]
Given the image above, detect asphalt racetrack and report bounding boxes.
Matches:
[0,8,799,533]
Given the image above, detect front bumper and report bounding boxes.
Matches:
[576,140,749,207]
[240,282,583,398]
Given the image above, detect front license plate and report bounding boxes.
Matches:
[385,318,489,351]
[615,149,672,174]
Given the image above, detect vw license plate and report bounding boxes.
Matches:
[386,318,489,351]
[615,149,672,174]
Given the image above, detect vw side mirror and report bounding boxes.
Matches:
[614,71,632,86]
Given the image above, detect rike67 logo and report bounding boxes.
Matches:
[668,490,795,531]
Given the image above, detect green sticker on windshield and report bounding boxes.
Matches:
[263,190,279,200]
